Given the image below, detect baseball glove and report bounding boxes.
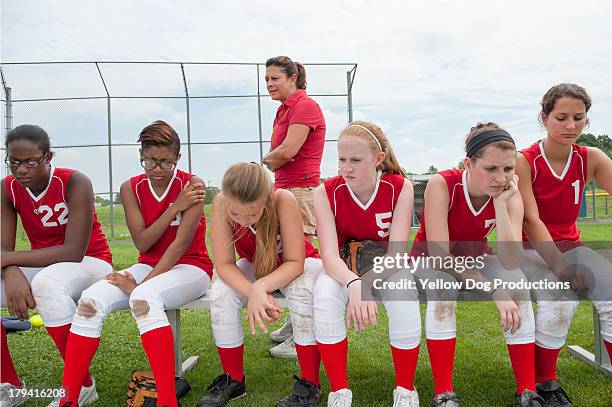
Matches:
[126,371,191,407]
[126,371,157,407]
[340,240,386,277]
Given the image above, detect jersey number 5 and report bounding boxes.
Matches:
[375,212,392,238]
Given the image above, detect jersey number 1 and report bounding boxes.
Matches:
[571,180,580,205]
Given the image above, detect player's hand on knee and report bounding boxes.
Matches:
[570,271,589,295]
[105,271,137,294]
[265,294,282,322]
[246,283,277,334]
[493,290,521,333]
[3,266,35,320]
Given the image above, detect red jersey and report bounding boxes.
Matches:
[324,172,404,249]
[271,89,326,188]
[4,167,112,265]
[231,222,319,267]
[411,169,495,257]
[520,141,587,247]
[130,170,213,277]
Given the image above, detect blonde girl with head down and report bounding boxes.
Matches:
[196,163,324,407]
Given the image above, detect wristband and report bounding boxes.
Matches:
[347,277,361,288]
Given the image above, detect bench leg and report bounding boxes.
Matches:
[567,304,612,377]
[166,309,201,377]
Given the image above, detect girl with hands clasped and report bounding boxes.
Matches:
[410,122,542,407]
[197,163,324,407]
[57,121,212,407]
[313,121,421,407]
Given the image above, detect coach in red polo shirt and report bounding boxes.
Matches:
[263,56,326,243]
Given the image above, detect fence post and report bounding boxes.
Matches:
[591,181,597,222]
[180,64,192,173]
[96,63,114,239]
[257,64,264,163]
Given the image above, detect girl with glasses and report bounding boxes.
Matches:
[1,124,112,407]
[57,120,213,407]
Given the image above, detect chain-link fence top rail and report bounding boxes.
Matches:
[1,61,357,238]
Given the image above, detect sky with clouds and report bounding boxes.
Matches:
[2,0,611,194]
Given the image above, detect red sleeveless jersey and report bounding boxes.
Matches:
[324,172,404,249]
[230,222,319,267]
[411,169,495,257]
[130,170,213,277]
[4,167,112,265]
[520,141,587,248]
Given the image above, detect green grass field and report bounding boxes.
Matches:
[4,219,612,406]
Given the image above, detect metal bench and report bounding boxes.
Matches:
[167,291,287,377]
[167,288,612,378]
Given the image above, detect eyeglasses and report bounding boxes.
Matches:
[140,158,177,172]
[5,153,48,168]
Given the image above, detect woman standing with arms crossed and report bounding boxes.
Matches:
[263,55,326,358]
[313,121,421,407]
[517,83,612,407]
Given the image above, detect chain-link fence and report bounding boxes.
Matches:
[1,61,357,238]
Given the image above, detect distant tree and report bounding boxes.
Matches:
[113,193,122,204]
[597,134,612,156]
[95,195,110,207]
[576,133,612,158]
[576,133,599,148]
[205,186,218,205]
[426,165,438,174]
[456,160,465,170]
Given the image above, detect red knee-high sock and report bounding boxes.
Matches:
[534,345,560,383]
[59,333,100,405]
[47,324,93,387]
[391,345,420,390]
[217,344,244,382]
[295,344,321,386]
[604,341,612,361]
[427,338,456,395]
[507,343,536,393]
[141,326,177,407]
[1,324,20,386]
[317,338,349,392]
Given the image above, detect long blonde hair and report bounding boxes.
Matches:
[339,120,406,177]
[221,162,278,279]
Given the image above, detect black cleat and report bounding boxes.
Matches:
[536,381,573,407]
[196,373,246,407]
[275,375,321,407]
[430,391,461,406]
[513,389,545,407]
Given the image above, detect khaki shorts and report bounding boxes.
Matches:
[286,186,316,236]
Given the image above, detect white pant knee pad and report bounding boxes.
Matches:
[385,299,421,349]
[129,288,169,335]
[593,300,612,343]
[209,277,246,348]
[313,272,348,344]
[71,296,108,338]
[30,271,76,327]
[284,273,317,346]
[535,300,578,349]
